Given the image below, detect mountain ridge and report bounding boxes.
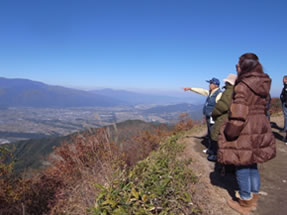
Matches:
[0,77,196,107]
[0,77,125,107]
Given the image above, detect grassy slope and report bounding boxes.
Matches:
[9,120,165,174]
[90,130,202,215]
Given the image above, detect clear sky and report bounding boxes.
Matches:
[0,0,286,97]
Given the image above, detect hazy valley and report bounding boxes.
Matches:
[0,103,203,144]
[0,77,203,174]
[0,77,203,144]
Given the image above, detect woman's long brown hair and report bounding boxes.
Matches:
[238,53,263,77]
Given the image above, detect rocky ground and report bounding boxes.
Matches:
[180,114,287,215]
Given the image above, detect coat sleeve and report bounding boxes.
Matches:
[190,88,209,96]
[212,91,231,118]
[224,83,249,140]
[215,92,222,103]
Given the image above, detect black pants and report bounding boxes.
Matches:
[205,116,212,138]
[206,116,216,153]
[209,140,218,155]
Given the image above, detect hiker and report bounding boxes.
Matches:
[184,78,222,153]
[280,75,287,142]
[207,73,237,162]
[217,53,276,215]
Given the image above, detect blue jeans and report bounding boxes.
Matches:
[283,104,287,131]
[236,164,260,200]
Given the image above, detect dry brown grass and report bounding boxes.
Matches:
[0,114,195,215]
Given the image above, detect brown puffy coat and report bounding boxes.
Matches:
[217,70,276,166]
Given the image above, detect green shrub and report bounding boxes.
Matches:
[91,135,201,215]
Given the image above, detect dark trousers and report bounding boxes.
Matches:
[205,116,212,138]
[206,116,216,153]
[209,140,218,155]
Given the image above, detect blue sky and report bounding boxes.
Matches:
[0,0,286,97]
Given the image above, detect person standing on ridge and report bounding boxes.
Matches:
[184,77,222,154]
[207,73,237,162]
[280,75,287,143]
[217,53,276,215]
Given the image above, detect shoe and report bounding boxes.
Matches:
[235,192,259,211]
[250,193,259,211]
[207,154,217,162]
[228,198,253,215]
[203,149,212,154]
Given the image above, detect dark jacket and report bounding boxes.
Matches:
[217,70,276,166]
[211,83,234,141]
[203,88,221,117]
[280,84,287,104]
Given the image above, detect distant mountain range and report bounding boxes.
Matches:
[0,78,124,107]
[0,78,195,107]
[90,89,190,105]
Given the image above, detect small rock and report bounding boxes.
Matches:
[283,180,286,183]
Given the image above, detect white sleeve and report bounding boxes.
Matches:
[190,88,209,96]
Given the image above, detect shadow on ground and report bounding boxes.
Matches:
[209,164,238,200]
[270,121,282,131]
[190,135,209,149]
[191,135,239,200]
[272,131,284,142]
[270,121,286,141]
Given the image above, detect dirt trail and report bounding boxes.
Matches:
[179,126,238,215]
[253,115,287,215]
[180,115,287,215]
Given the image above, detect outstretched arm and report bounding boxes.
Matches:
[184,87,209,96]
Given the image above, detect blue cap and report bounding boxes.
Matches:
[206,77,220,86]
